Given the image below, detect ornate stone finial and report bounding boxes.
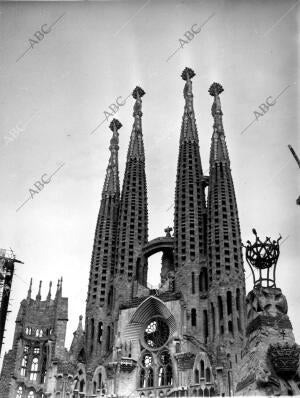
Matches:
[209,82,224,97]
[181,67,195,81]
[109,119,122,132]
[164,226,173,237]
[132,86,145,100]
[243,229,282,288]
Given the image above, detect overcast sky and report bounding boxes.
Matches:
[0,0,299,367]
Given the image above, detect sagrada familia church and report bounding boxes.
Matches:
[0,67,299,397]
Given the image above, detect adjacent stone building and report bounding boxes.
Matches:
[0,67,299,397]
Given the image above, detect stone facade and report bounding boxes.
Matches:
[1,68,299,398]
[235,286,300,396]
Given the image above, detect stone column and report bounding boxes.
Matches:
[222,294,228,335]
[231,292,238,337]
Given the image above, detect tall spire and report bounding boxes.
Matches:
[85,120,122,363]
[174,67,207,270]
[209,82,230,163]
[127,86,145,160]
[115,86,148,294]
[180,67,199,143]
[36,281,42,301]
[27,278,32,300]
[102,119,121,196]
[207,82,246,343]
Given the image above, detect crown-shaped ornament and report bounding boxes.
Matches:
[268,342,300,380]
[243,229,282,288]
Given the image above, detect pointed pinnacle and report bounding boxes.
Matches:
[209,82,224,96]
[36,280,42,300]
[181,67,195,81]
[27,277,32,299]
[132,86,145,100]
[109,119,122,132]
[47,281,52,300]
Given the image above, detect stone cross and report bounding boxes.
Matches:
[164,226,173,237]
[280,329,286,340]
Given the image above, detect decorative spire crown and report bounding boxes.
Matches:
[109,118,122,132]
[209,82,224,118]
[243,229,282,288]
[209,82,224,96]
[132,86,145,100]
[109,119,122,149]
[181,67,195,81]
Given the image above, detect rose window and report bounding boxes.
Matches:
[144,318,169,350]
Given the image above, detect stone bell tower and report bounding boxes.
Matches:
[236,229,300,396]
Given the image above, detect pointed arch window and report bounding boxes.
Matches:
[158,350,173,386]
[21,353,28,376]
[29,357,39,381]
[139,352,154,388]
[35,329,43,337]
[27,392,34,398]
[25,327,32,335]
[16,386,23,398]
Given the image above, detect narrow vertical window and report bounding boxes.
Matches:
[16,386,23,398]
[98,321,103,344]
[191,308,197,327]
[203,310,208,343]
[194,368,199,384]
[106,325,111,351]
[80,380,85,392]
[228,320,233,334]
[211,303,216,338]
[107,287,113,311]
[192,272,195,294]
[218,296,223,320]
[227,291,232,315]
[21,354,28,376]
[29,357,39,381]
[91,318,95,339]
[206,368,211,382]
[200,360,204,378]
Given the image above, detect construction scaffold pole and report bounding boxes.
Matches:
[0,249,23,356]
